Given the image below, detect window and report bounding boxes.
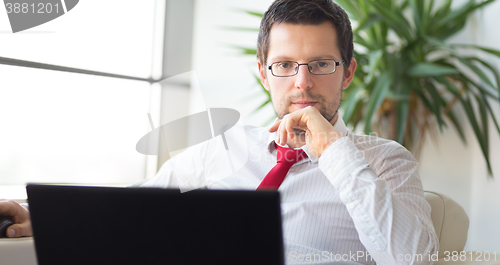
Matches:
[0,66,151,185]
[0,0,193,199]
[0,0,157,77]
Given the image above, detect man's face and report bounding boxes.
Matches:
[258,21,356,125]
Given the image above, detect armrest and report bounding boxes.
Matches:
[435,251,500,265]
[0,237,37,265]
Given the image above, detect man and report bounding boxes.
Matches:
[1,0,438,264]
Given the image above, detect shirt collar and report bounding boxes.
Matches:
[266,114,349,164]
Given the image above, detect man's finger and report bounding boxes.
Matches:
[0,199,33,237]
[268,119,281,132]
[6,222,32,238]
[278,114,288,145]
[286,114,297,140]
[0,200,18,216]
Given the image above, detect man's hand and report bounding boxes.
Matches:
[269,106,342,158]
[0,199,32,238]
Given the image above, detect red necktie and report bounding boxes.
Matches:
[257,143,307,190]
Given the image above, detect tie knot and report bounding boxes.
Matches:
[275,143,307,164]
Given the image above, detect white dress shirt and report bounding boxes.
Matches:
[139,116,439,265]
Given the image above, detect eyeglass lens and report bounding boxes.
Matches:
[270,59,339,77]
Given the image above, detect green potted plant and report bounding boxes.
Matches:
[229,0,500,177]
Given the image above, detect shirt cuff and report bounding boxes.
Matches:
[318,136,376,190]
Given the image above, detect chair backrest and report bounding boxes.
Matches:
[424,191,469,258]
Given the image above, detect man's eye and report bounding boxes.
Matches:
[278,62,290,68]
[318,61,329,67]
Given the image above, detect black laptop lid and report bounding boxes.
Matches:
[27,184,284,265]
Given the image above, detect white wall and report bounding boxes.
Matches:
[191,0,275,126]
[192,0,500,252]
[467,1,500,252]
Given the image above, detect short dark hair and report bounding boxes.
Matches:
[257,0,353,75]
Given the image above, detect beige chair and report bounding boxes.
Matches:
[424,191,499,265]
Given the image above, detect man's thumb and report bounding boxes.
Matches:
[6,223,32,238]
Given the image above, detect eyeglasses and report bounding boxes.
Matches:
[267,59,345,77]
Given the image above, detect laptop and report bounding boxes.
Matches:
[26,184,285,265]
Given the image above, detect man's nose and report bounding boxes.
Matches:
[294,64,313,90]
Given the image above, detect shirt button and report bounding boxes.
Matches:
[349,203,355,209]
[328,168,333,175]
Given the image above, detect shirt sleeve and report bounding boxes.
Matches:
[135,139,210,190]
[134,158,180,188]
[318,136,439,265]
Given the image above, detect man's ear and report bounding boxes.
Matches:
[342,58,357,90]
[258,61,270,91]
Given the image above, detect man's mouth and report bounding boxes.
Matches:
[292,101,317,109]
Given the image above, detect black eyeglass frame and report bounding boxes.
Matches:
[266,59,345,77]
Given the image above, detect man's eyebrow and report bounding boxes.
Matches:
[268,56,295,62]
[309,55,339,61]
[269,55,340,62]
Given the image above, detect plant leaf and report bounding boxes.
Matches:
[434,76,493,176]
[435,0,474,29]
[464,92,493,177]
[368,0,413,41]
[423,80,446,131]
[252,73,269,98]
[230,45,257,55]
[453,44,500,57]
[252,99,271,113]
[443,107,467,145]
[335,0,364,20]
[465,57,500,93]
[353,34,377,50]
[409,0,423,36]
[436,0,495,30]
[483,95,500,137]
[432,77,467,144]
[342,85,364,125]
[476,92,489,159]
[433,0,452,20]
[424,0,434,32]
[457,58,496,91]
[354,13,381,33]
[349,99,366,130]
[424,39,500,96]
[244,10,263,18]
[407,63,459,76]
[229,8,263,18]
[456,73,499,101]
[363,72,391,133]
[396,100,409,143]
[366,50,383,83]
